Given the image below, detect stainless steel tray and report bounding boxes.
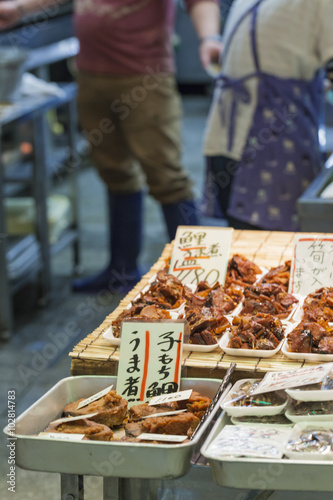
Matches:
[201,411,333,492]
[3,376,225,479]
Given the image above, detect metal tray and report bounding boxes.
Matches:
[201,411,333,492]
[3,376,225,479]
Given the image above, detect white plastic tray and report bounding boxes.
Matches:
[219,331,284,358]
[284,422,333,461]
[200,412,333,491]
[230,416,293,427]
[221,379,288,417]
[3,376,225,478]
[285,384,333,402]
[282,338,333,362]
[103,325,221,352]
[285,405,333,423]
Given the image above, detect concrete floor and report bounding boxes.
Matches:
[0,95,332,500]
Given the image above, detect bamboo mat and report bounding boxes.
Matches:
[69,230,329,377]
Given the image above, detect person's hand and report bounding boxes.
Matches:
[199,38,223,71]
[0,1,22,30]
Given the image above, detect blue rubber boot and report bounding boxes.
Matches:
[162,199,199,240]
[72,191,143,294]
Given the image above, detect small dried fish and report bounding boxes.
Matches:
[287,429,333,454]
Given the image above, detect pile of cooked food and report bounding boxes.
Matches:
[258,260,291,292]
[227,313,285,350]
[238,283,298,319]
[286,287,333,354]
[112,255,264,346]
[42,388,211,443]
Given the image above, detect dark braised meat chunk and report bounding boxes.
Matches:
[142,270,186,308]
[259,260,291,292]
[46,418,114,441]
[239,283,298,319]
[189,281,239,314]
[225,254,262,288]
[186,305,230,344]
[176,391,211,419]
[303,287,333,322]
[287,320,333,354]
[125,412,200,438]
[112,304,171,338]
[129,402,178,422]
[64,390,128,428]
[316,336,333,354]
[228,314,284,350]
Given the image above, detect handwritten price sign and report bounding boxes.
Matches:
[289,235,333,295]
[169,226,233,286]
[116,320,185,408]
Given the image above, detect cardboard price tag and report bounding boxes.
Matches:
[142,409,186,419]
[77,385,113,409]
[116,320,185,408]
[137,433,187,443]
[48,413,99,427]
[148,390,192,406]
[169,226,233,286]
[252,363,333,395]
[289,235,333,295]
[38,433,85,441]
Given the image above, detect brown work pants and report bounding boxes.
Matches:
[77,71,194,204]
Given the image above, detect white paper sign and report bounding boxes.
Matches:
[252,363,333,395]
[116,320,185,408]
[38,432,85,441]
[137,433,187,443]
[149,390,192,406]
[48,413,99,427]
[289,235,333,295]
[206,425,290,459]
[169,226,233,286]
[77,385,113,409]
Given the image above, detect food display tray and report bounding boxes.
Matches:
[3,376,225,479]
[221,379,288,417]
[201,411,333,492]
[219,331,284,358]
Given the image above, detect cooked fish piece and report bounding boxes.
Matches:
[46,418,113,441]
[64,390,128,427]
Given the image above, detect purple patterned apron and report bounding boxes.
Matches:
[216,0,323,231]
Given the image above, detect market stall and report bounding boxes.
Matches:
[5,229,333,500]
[69,230,322,378]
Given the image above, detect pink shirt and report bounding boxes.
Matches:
[74,0,217,75]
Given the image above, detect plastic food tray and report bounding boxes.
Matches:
[281,338,333,362]
[3,376,225,478]
[284,422,333,461]
[285,406,333,424]
[285,384,333,402]
[201,411,333,492]
[221,379,288,417]
[219,331,284,359]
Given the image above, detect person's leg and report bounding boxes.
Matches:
[208,155,262,230]
[120,74,199,240]
[72,73,146,293]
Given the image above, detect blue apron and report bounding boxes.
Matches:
[215,0,323,231]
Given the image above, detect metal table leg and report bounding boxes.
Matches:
[103,477,120,500]
[105,465,258,500]
[32,112,51,303]
[0,130,12,340]
[65,98,81,272]
[61,474,84,500]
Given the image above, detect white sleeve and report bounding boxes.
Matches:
[317,0,333,65]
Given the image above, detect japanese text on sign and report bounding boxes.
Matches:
[289,236,333,295]
[116,320,185,407]
[169,226,233,286]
